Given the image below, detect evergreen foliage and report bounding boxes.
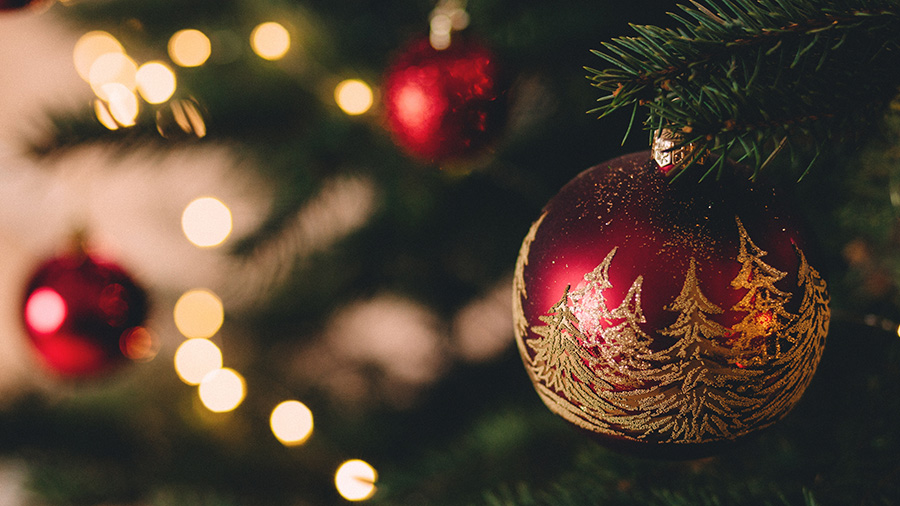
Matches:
[587,0,900,178]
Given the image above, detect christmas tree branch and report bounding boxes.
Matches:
[587,0,900,177]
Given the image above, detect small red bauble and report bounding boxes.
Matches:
[512,151,830,457]
[383,35,506,165]
[0,0,46,11]
[22,250,148,378]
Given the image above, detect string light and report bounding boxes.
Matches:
[182,197,233,248]
[250,22,291,60]
[136,61,177,104]
[173,289,224,339]
[103,83,140,127]
[88,52,138,101]
[73,31,125,82]
[334,79,374,116]
[168,29,212,67]
[198,367,246,412]
[174,338,223,385]
[335,460,377,501]
[270,400,314,446]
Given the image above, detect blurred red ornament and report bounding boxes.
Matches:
[383,35,506,165]
[512,151,830,457]
[0,0,46,11]
[22,250,149,378]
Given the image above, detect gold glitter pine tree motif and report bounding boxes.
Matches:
[612,258,756,442]
[728,217,796,365]
[742,245,830,428]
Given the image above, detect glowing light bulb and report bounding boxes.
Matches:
[94,99,120,130]
[173,289,224,339]
[136,61,177,104]
[168,29,212,67]
[89,52,138,101]
[25,288,67,334]
[334,79,374,115]
[182,197,233,248]
[198,368,246,412]
[270,400,314,446]
[102,83,139,127]
[174,338,223,385]
[250,22,291,60]
[74,31,124,82]
[335,460,377,501]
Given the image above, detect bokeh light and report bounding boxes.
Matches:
[173,289,224,339]
[120,327,160,362]
[270,400,314,446]
[136,61,177,104]
[335,460,377,501]
[174,338,223,385]
[168,29,212,67]
[102,83,139,127]
[198,368,246,412]
[94,99,120,130]
[250,22,291,60]
[89,52,138,101]
[156,98,207,139]
[334,79,374,115]
[182,197,233,248]
[74,31,124,82]
[24,288,67,334]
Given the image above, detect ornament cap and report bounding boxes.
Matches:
[652,128,705,173]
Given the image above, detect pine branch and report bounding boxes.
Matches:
[587,0,900,177]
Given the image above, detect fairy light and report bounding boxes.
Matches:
[173,289,224,339]
[168,29,212,67]
[136,61,177,104]
[250,22,291,60]
[198,368,246,412]
[335,460,377,501]
[103,83,139,127]
[89,52,138,101]
[270,400,314,446]
[94,99,120,130]
[73,31,124,82]
[174,338,223,385]
[334,79,374,115]
[182,197,233,248]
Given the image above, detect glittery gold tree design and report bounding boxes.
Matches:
[568,247,651,377]
[728,217,796,365]
[742,245,830,428]
[612,258,757,442]
[517,246,654,434]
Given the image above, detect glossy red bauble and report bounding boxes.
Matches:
[383,35,506,165]
[0,0,46,11]
[22,251,148,378]
[512,152,830,457]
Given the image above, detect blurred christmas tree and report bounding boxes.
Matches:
[0,0,898,505]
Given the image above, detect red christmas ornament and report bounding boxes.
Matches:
[0,0,46,11]
[512,151,830,457]
[22,250,149,378]
[383,35,506,165]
